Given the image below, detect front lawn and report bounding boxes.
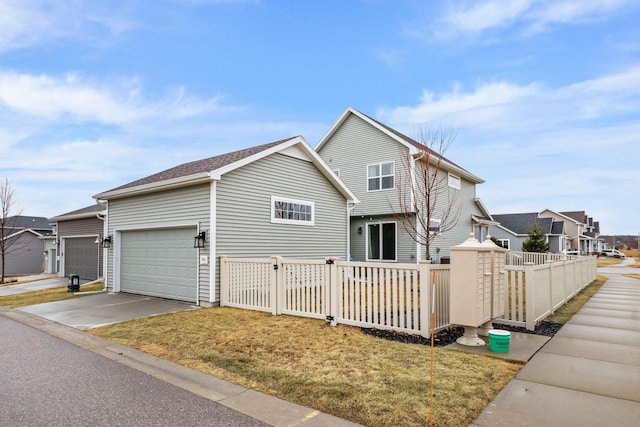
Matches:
[0,283,104,308]
[89,307,522,427]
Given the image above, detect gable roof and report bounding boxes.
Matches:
[49,202,107,222]
[492,213,555,235]
[560,210,587,224]
[94,136,358,203]
[315,107,484,184]
[2,216,52,231]
[540,209,584,225]
[2,228,44,241]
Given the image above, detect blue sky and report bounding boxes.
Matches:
[1,0,638,235]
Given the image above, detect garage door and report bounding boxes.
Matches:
[65,237,99,280]
[120,228,197,303]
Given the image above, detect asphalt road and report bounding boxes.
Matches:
[0,316,268,427]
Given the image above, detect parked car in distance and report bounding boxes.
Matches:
[600,249,626,258]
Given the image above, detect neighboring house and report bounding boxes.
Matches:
[489,213,567,253]
[539,209,600,255]
[94,136,357,306]
[0,216,53,275]
[560,211,603,254]
[48,203,106,280]
[315,107,494,263]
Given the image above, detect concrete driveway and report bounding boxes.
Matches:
[17,292,199,330]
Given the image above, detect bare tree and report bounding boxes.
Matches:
[394,127,461,262]
[1,177,24,283]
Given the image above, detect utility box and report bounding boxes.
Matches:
[449,234,507,345]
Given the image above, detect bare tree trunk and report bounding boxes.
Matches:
[393,127,461,262]
[0,178,23,283]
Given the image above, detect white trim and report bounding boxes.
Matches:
[365,221,398,262]
[209,181,217,303]
[316,107,484,184]
[366,161,395,192]
[498,239,510,249]
[447,173,461,190]
[95,173,211,200]
[271,196,315,226]
[113,223,199,298]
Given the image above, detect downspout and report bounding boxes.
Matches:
[97,205,108,292]
[347,202,357,260]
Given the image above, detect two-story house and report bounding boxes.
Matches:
[315,107,494,263]
[539,209,599,255]
[489,212,567,253]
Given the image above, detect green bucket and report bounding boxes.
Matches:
[488,329,511,353]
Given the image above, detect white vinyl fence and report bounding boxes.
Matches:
[496,256,597,330]
[220,253,597,334]
[220,256,450,337]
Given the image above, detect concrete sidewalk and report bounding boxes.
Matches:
[472,272,640,426]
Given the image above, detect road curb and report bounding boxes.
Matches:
[0,306,361,427]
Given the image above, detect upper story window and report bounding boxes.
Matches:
[447,173,461,190]
[271,196,314,226]
[367,161,394,191]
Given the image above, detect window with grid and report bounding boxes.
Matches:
[271,196,314,225]
[367,161,394,191]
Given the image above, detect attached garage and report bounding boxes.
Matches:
[119,228,198,303]
[64,237,100,280]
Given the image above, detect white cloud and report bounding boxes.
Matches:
[0,71,231,127]
[428,0,637,39]
[379,65,640,133]
[0,0,133,53]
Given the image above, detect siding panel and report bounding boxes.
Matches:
[106,184,210,302]
[216,153,348,301]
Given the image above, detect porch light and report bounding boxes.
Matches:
[102,235,113,249]
[194,231,206,248]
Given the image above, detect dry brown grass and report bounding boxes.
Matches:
[0,283,104,308]
[625,274,640,280]
[89,308,522,427]
[545,276,607,324]
[596,256,624,267]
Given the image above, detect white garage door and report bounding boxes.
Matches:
[65,237,99,280]
[120,228,197,303]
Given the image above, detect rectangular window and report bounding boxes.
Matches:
[498,239,510,249]
[367,222,396,261]
[271,196,314,225]
[448,173,461,190]
[428,218,441,234]
[367,161,394,191]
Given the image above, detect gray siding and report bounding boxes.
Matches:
[216,153,348,300]
[0,233,44,274]
[488,226,524,251]
[318,113,485,263]
[58,217,104,278]
[349,214,417,263]
[106,184,211,302]
[58,217,103,237]
[318,114,410,216]
[428,172,484,259]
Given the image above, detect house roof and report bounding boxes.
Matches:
[2,216,52,231]
[94,136,359,204]
[315,107,484,184]
[49,202,107,222]
[492,213,555,235]
[559,211,587,224]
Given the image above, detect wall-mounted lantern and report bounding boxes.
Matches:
[193,231,206,249]
[102,235,113,249]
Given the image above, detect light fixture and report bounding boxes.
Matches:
[102,235,113,249]
[193,231,206,248]
[357,226,363,234]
